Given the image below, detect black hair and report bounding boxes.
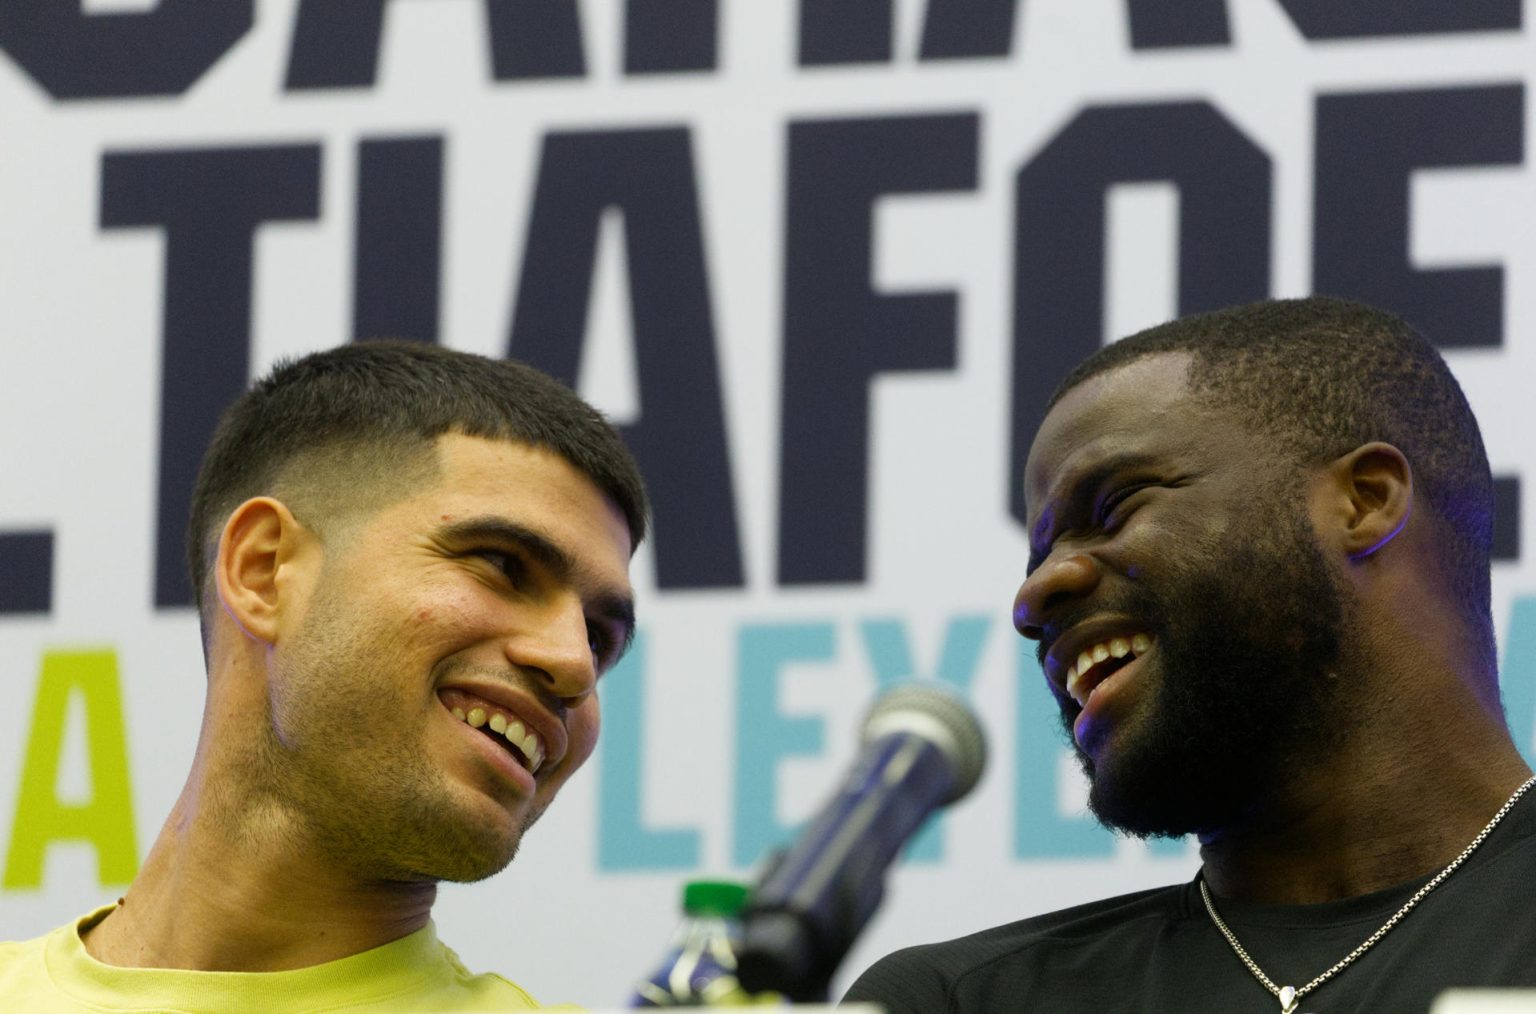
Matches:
[1051,296,1493,649]
[187,339,648,610]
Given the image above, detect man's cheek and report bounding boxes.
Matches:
[569,703,601,772]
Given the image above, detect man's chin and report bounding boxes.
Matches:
[1087,784,1202,841]
[420,838,520,884]
[1073,737,1221,841]
[382,812,529,884]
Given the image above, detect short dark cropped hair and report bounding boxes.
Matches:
[1052,296,1494,646]
[187,340,648,611]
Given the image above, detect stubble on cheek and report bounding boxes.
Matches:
[1071,508,1349,839]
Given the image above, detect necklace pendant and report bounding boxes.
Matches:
[1278,985,1298,1012]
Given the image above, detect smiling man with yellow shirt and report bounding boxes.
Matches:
[1,341,647,1011]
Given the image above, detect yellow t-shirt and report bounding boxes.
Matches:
[0,905,564,1012]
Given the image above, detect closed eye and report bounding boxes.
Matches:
[1096,483,1153,527]
[1029,482,1158,571]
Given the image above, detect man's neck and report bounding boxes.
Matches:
[1198,718,1532,905]
[81,786,437,972]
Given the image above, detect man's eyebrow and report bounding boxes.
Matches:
[438,516,577,578]
[1026,451,1164,570]
[438,515,638,654]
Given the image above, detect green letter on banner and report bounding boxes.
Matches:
[4,649,137,888]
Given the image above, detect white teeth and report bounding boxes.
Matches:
[507,720,545,775]
[1059,634,1153,706]
[1065,668,1087,704]
[451,702,547,775]
[507,719,531,760]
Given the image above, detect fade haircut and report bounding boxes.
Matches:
[187,340,649,614]
[1051,296,1494,654]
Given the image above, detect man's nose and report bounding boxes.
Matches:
[1013,552,1100,641]
[505,593,598,704]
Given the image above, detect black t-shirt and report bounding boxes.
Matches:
[843,795,1536,1012]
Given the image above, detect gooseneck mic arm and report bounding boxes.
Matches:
[734,683,988,1001]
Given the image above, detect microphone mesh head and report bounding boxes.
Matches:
[860,683,987,804]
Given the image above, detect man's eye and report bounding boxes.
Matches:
[586,623,612,664]
[478,550,526,586]
[1097,484,1150,526]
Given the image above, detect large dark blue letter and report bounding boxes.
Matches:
[354,137,443,343]
[798,0,892,65]
[778,114,979,585]
[0,532,52,615]
[1011,103,1270,526]
[101,146,321,608]
[1276,0,1519,38]
[509,128,742,590]
[0,0,249,99]
[1314,85,1523,349]
[625,0,716,73]
[286,0,583,89]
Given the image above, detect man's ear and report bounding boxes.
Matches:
[213,497,312,645]
[1320,442,1414,561]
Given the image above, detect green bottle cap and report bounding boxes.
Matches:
[682,879,750,917]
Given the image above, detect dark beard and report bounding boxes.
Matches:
[1054,500,1351,839]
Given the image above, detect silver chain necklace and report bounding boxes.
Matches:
[1199,775,1536,1014]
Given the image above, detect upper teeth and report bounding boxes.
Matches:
[451,704,546,774]
[1063,633,1152,706]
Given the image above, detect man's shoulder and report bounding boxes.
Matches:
[0,931,41,954]
[0,917,73,961]
[890,879,1188,966]
[432,938,546,1010]
[843,881,1190,1012]
[0,917,78,1005]
[0,928,49,965]
[0,913,549,1013]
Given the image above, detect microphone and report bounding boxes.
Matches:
[734,682,988,1001]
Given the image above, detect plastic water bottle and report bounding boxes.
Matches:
[631,880,774,1007]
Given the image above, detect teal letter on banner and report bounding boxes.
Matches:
[860,615,990,862]
[598,633,700,870]
[1014,636,1114,858]
[732,622,833,867]
[1502,596,1536,768]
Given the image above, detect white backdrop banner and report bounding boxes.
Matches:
[1,0,1534,1005]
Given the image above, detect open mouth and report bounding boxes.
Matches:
[442,695,546,774]
[1064,632,1152,707]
